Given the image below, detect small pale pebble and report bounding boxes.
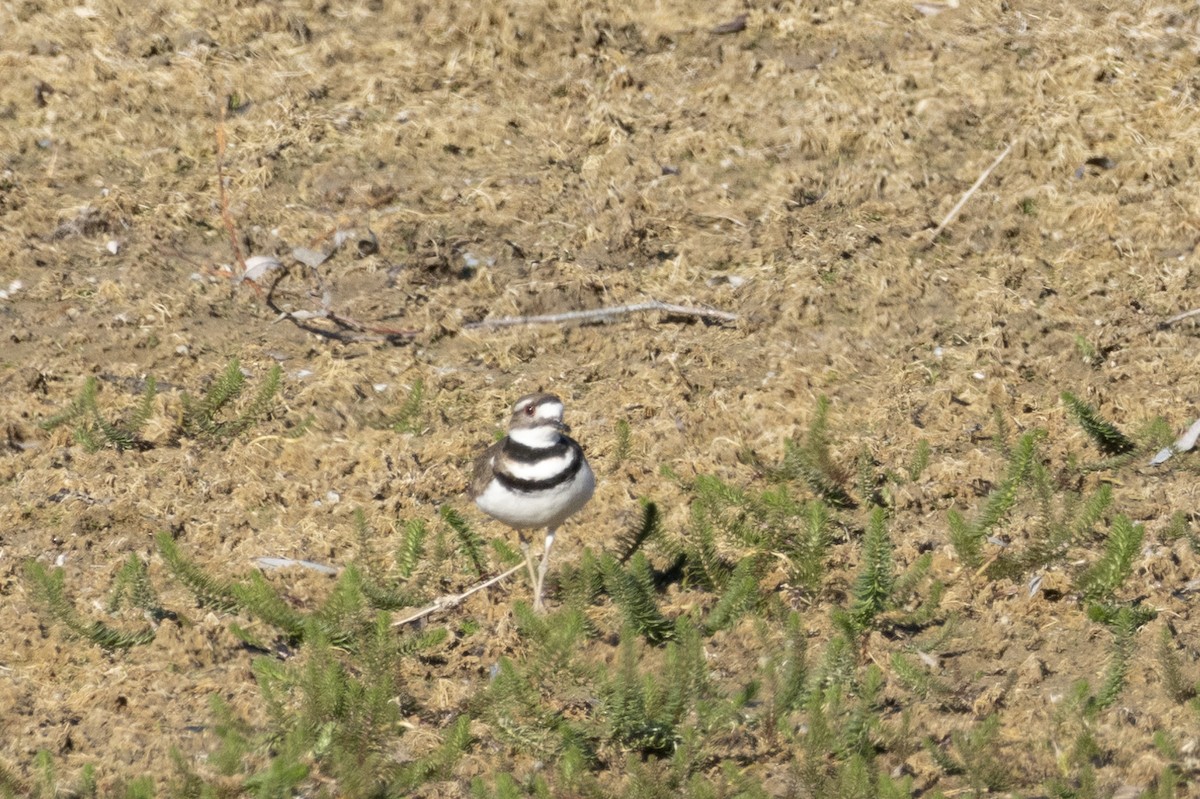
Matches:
[373,383,388,392]
[55,553,67,567]
[294,369,314,379]
[972,371,985,380]
[175,344,189,356]
[325,490,340,504]
[105,239,120,255]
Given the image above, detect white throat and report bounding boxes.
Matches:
[509,425,562,449]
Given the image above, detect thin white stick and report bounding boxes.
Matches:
[391,562,526,626]
[463,300,737,330]
[1160,307,1200,328]
[927,141,1014,245]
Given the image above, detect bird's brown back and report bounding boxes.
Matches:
[468,438,505,500]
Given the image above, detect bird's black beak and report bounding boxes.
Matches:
[557,421,571,434]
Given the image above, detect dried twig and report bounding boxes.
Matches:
[266,266,420,343]
[216,106,251,284]
[925,141,1014,246]
[276,308,421,343]
[464,300,737,330]
[1159,307,1200,328]
[392,562,527,626]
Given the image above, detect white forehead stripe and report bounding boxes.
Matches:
[535,400,564,421]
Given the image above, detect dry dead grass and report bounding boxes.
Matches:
[3,0,1200,794]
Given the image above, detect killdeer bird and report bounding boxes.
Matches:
[469,392,595,611]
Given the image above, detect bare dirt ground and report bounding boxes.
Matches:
[3,0,1200,795]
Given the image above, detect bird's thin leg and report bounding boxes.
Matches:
[534,527,556,613]
[518,531,538,593]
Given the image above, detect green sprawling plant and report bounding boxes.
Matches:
[947,415,1153,606]
[602,552,675,644]
[159,515,473,796]
[772,396,856,508]
[41,359,289,451]
[390,378,426,434]
[180,358,282,441]
[985,480,1114,584]
[948,429,1041,569]
[677,471,836,603]
[107,553,168,622]
[169,614,453,798]
[792,498,831,594]
[674,474,736,591]
[950,419,1118,583]
[39,375,157,452]
[22,381,1185,798]
[163,513,428,653]
[702,554,764,633]
[347,509,428,610]
[613,418,633,466]
[395,517,427,579]
[848,506,894,630]
[474,648,595,765]
[1156,626,1199,705]
[1075,514,1144,603]
[440,504,488,578]
[1061,391,1135,456]
[603,628,685,754]
[15,751,148,799]
[0,758,29,799]
[1087,604,1155,710]
[1160,510,1199,552]
[907,438,931,482]
[156,531,240,612]
[761,612,809,719]
[798,661,891,795]
[1073,334,1103,369]
[615,500,661,565]
[926,714,1015,794]
[24,561,156,650]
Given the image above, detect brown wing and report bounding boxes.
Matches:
[468,438,505,500]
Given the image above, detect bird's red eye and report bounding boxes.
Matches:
[524,404,535,416]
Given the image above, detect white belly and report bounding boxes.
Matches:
[475,460,595,530]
